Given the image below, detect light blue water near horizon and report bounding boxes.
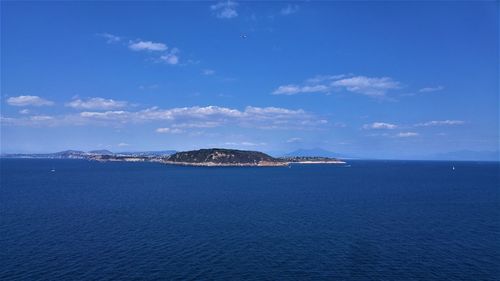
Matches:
[1,159,499,280]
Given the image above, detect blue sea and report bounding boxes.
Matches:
[1,159,499,280]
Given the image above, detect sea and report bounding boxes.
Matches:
[1,159,499,280]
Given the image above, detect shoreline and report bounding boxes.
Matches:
[160,160,346,167]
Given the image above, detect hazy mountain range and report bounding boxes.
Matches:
[283,148,355,159]
[1,148,498,161]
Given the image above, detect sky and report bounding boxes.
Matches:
[1,1,498,159]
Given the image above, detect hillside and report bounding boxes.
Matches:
[167,148,280,165]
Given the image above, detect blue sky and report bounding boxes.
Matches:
[1,1,498,158]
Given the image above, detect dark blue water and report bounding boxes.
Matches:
[1,159,499,280]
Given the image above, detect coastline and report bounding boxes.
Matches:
[161,161,289,167]
[1,148,348,167]
[160,160,346,167]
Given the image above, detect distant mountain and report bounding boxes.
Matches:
[284,148,352,159]
[1,149,176,159]
[168,148,277,164]
[88,150,114,155]
[425,150,499,161]
[3,150,89,159]
[117,150,176,157]
[53,150,86,156]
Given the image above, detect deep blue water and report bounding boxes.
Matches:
[1,159,499,280]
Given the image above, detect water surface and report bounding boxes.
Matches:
[1,159,499,280]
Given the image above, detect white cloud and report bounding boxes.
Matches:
[117,142,129,147]
[363,122,398,129]
[305,74,348,84]
[7,95,54,106]
[19,109,30,114]
[331,76,401,97]
[280,4,299,15]
[66,97,128,110]
[30,115,54,121]
[129,40,167,51]
[202,69,215,75]
[286,137,302,143]
[156,128,183,134]
[272,74,401,97]
[172,121,221,128]
[419,86,444,93]
[100,35,182,66]
[80,110,128,119]
[415,120,465,127]
[97,33,121,43]
[273,84,330,95]
[159,49,179,65]
[397,132,419,138]
[273,85,301,95]
[211,1,238,19]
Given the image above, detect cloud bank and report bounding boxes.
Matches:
[2,105,326,131]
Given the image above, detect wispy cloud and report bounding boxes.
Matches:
[211,1,238,19]
[7,95,54,106]
[363,122,398,129]
[19,109,30,114]
[129,40,167,52]
[66,97,128,110]
[159,48,179,65]
[97,33,121,44]
[1,115,63,127]
[224,141,267,147]
[117,142,129,147]
[419,86,444,93]
[397,132,419,138]
[280,4,299,15]
[273,85,330,95]
[332,76,401,97]
[286,137,302,143]
[272,74,402,97]
[414,120,465,127]
[30,115,54,121]
[172,121,221,128]
[139,84,159,90]
[333,122,347,128]
[202,69,215,75]
[156,128,184,134]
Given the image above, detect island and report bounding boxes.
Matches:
[2,148,346,167]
